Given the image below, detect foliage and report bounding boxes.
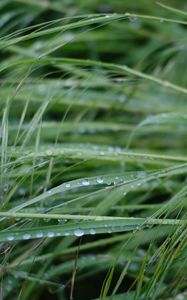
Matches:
[0,1,187,299]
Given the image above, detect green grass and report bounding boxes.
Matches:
[0,1,187,299]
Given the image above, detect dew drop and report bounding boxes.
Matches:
[63,32,75,42]
[38,84,46,96]
[46,150,52,156]
[82,179,90,186]
[107,146,114,153]
[64,78,74,88]
[138,172,146,178]
[58,218,67,224]
[119,95,126,103]
[90,229,96,235]
[23,233,31,240]
[115,147,122,154]
[18,187,26,196]
[64,232,70,236]
[129,14,137,22]
[65,183,71,188]
[36,232,43,238]
[7,235,14,241]
[47,232,55,238]
[96,177,104,184]
[3,184,8,192]
[74,229,84,237]
[79,127,86,134]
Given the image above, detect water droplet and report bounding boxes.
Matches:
[18,187,26,196]
[115,147,122,154]
[123,191,127,196]
[79,127,86,134]
[36,232,43,238]
[96,177,104,184]
[107,146,114,153]
[138,172,146,178]
[3,184,8,192]
[119,95,126,103]
[129,14,137,22]
[46,150,52,156]
[38,84,46,95]
[65,183,71,188]
[90,229,96,235]
[33,41,43,50]
[47,232,55,238]
[64,79,74,88]
[63,32,75,42]
[82,179,90,186]
[23,233,31,240]
[7,235,14,241]
[47,190,52,194]
[142,181,148,188]
[64,232,70,236]
[58,219,67,223]
[74,229,84,237]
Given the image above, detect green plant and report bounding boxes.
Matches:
[0,1,187,299]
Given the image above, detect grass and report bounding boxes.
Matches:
[0,1,187,299]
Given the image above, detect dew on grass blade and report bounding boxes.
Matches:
[89,229,96,235]
[96,177,104,184]
[82,179,90,186]
[47,232,55,238]
[23,233,31,240]
[63,32,75,42]
[3,184,8,192]
[74,229,84,237]
[46,150,52,156]
[18,188,26,196]
[7,235,14,241]
[58,218,67,223]
[36,232,43,238]
[129,14,137,22]
[119,95,126,103]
